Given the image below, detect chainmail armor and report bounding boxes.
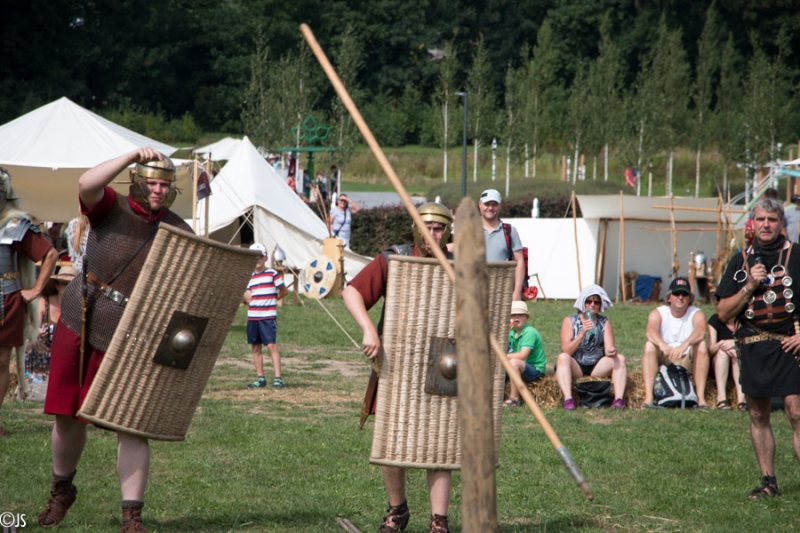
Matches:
[60,194,190,351]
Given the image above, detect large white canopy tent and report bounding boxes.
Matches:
[194,137,243,161]
[194,136,371,279]
[0,97,198,221]
[507,195,731,300]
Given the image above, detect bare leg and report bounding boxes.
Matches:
[592,355,627,399]
[52,415,88,475]
[427,470,451,516]
[693,342,710,407]
[555,353,579,399]
[267,343,282,379]
[507,359,526,401]
[783,394,800,463]
[713,354,730,403]
[381,465,406,506]
[251,344,264,377]
[0,346,10,410]
[747,395,775,476]
[641,342,660,405]
[117,432,150,501]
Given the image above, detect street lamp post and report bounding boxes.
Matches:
[455,92,468,198]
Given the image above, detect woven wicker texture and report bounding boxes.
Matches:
[77,225,257,441]
[370,256,514,470]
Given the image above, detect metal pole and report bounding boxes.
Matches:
[456,92,468,198]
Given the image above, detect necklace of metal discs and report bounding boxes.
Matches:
[733,245,794,322]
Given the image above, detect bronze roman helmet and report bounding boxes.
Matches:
[412,202,453,253]
[128,155,178,210]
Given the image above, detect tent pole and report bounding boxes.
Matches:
[619,192,627,302]
[204,154,212,238]
[670,194,678,277]
[572,191,581,289]
[192,155,199,234]
[595,219,608,286]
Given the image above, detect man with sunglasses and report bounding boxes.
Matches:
[641,277,710,409]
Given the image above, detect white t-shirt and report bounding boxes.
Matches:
[657,305,700,352]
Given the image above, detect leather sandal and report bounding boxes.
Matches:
[748,475,779,499]
[716,400,732,410]
[428,514,450,533]
[378,500,409,533]
[38,474,77,528]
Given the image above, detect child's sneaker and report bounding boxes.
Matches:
[247,377,267,389]
[563,397,577,411]
[272,377,284,389]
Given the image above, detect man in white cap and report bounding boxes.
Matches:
[479,189,525,301]
[244,243,287,389]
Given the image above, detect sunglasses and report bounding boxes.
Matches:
[586,298,602,305]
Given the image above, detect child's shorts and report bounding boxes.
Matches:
[247,318,277,345]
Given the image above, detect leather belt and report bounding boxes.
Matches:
[87,272,129,307]
[739,331,790,345]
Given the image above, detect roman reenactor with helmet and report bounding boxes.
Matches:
[0,167,58,437]
[343,202,455,533]
[38,148,191,533]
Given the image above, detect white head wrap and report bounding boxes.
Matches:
[573,284,613,312]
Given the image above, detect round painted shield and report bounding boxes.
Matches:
[301,255,337,299]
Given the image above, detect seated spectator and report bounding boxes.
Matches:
[556,285,626,410]
[504,301,546,407]
[641,277,710,408]
[707,301,746,410]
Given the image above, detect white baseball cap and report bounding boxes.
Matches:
[480,189,502,204]
[249,243,268,256]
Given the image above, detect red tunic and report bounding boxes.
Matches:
[0,229,54,347]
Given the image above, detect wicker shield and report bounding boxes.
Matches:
[370,256,514,470]
[77,225,258,441]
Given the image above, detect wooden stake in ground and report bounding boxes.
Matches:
[619,192,627,302]
[455,197,497,533]
[571,190,582,288]
[300,23,592,501]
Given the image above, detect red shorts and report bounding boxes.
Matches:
[43,321,106,418]
[0,291,25,347]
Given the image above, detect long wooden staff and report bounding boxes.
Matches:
[300,23,593,500]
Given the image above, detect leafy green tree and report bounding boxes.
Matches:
[565,64,591,184]
[585,13,625,182]
[691,3,722,197]
[502,63,524,196]
[329,24,364,172]
[466,37,497,182]
[714,33,745,196]
[432,40,459,183]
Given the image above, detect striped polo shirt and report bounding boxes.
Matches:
[246,268,284,320]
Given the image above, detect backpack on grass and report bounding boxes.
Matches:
[655,364,698,409]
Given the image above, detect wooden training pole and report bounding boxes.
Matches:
[571,191,582,288]
[300,23,593,500]
[455,197,497,532]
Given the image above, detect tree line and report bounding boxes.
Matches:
[3,0,799,193]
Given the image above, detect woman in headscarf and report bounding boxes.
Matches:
[555,284,627,410]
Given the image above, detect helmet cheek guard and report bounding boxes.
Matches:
[412,202,453,253]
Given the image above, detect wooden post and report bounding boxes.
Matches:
[619,192,627,302]
[571,191,582,288]
[561,156,567,181]
[204,153,213,238]
[670,194,678,276]
[192,155,199,234]
[595,219,608,285]
[455,197,497,533]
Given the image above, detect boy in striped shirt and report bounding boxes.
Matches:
[244,243,288,388]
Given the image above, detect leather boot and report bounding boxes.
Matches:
[377,500,410,532]
[428,513,450,533]
[120,500,147,533]
[38,471,77,528]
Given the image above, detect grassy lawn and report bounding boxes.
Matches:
[2,299,799,532]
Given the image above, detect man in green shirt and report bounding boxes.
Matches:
[505,301,547,406]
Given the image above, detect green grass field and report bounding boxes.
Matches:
[2,299,800,532]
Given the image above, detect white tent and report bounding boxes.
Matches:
[196,136,371,279]
[0,97,199,222]
[507,195,734,300]
[195,137,242,161]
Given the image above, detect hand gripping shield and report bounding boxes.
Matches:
[77,225,259,440]
[369,255,514,470]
